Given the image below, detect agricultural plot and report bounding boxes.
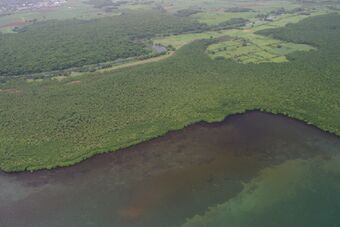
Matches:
[207,31,315,64]
[157,0,238,12]
[154,11,327,64]
[116,0,303,14]
[239,0,302,12]
[153,30,232,49]
[250,10,331,32]
[160,0,301,13]
[181,0,303,26]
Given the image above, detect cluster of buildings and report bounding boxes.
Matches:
[0,0,67,14]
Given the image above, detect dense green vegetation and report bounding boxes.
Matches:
[0,0,331,77]
[0,10,202,76]
[1,14,340,172]
[224,7,254,13]
[174,9,202,17]
[211,18,249,30]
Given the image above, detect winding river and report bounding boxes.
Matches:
[1,112,340,227]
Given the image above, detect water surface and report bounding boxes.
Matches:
[1,112,340,227]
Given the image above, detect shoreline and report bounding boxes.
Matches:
[2,109,339,174]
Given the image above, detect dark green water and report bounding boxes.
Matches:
[1,112,340,227]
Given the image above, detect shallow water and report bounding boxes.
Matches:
[1,112,340,227]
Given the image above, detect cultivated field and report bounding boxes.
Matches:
[154,9,331,64]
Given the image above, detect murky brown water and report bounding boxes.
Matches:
[1,111,339,227]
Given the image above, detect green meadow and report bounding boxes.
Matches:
[154,12,322,64]
[207,31,315,64]
[191,11,257,25]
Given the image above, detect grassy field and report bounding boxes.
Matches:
[1,14,340,172]
[170,0,302,25]
[157,0,302,13]
[153,31,229,49]
[0,0,334,34]
[251,10,331,31]
[154,12,317,48]
[207,31,315,63]
[191,11,257,25]
[154,10,328,63]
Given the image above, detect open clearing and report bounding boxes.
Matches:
[191,11,257,25]
[207,31,315,64]
[95,52,175,74]
[154,10,328,64]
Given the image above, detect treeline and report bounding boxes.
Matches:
[0,10,203,76]
[212,18,249,30]
[174,9,202,17]
[256,13,340,48]
[224,7,254,12]
[0,10,249,77]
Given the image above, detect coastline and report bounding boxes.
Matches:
[2,109,339,174]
